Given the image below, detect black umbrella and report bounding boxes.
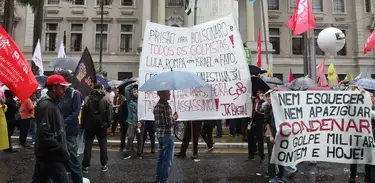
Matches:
[49,57,78,71]
[118,77,138,94]
[248,65,267,76]
[251,76,271,96]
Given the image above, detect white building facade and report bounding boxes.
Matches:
[6,0,375,81]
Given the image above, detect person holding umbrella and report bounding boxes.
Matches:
[138,70,207,183]
[122,81,144,159]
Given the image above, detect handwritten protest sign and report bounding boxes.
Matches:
[138,14,252,120]
[271,91,374,166]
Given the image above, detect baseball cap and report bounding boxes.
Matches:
[46,74,71,87]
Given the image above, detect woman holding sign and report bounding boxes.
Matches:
[264,91,289,183]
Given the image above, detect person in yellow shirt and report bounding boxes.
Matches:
[0,100,8,150]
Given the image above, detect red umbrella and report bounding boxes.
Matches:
[307,86,332,91]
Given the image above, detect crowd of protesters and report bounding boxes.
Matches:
[3,70,375,183]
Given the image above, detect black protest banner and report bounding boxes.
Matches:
[72,47,97,98]
[270,91,374,166]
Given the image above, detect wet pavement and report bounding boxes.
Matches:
[0,147,365,183]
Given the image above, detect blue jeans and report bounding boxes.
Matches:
[66,135,83,183]
[31,160,68,183]
[156,136,174,183]
[215,120,222,137]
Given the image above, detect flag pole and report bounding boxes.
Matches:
[260,0,270,66]
[193,0,198,26]
[303,33,309,76]
[307,0,316,80]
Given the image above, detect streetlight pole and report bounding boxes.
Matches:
[99,0,104,73]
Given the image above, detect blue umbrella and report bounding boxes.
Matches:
[139,71,207,92]
[96,75,109,89]
[349,78,375,91]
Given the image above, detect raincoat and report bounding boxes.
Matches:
[0,104,8,150]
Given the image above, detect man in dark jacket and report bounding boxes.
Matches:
[57,71,83,183]
[81,83,112,173]
[248,90,266,161]
[31,74,71,183]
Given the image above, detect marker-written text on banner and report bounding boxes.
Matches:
[271,91,375,166]
[138,14,252,120]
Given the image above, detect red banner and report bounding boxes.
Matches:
[0,26,38,101]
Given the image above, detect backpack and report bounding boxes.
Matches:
[71,89,82,123]
[87,96,102,124]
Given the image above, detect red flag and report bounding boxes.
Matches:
[288,69,295,83]
[286,0,316,36]
[256,28,262,68]
[364,29,375,55]
[0,26,38,101]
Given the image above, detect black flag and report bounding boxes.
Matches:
[72,47,97,98]
[185,0,191,15]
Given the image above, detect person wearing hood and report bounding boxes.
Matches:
[122,81,144,159]
[31,75,70,183]
[81,83,112,173]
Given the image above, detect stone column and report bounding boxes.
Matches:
[157,0,165,24]
[142,0,151,36]
[246,1,255,41]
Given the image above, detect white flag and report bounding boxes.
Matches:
[57,41,66,58]
[32,39,44,76]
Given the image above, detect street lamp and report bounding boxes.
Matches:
[99,0,104,73]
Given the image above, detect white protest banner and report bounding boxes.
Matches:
[270,91,374,166]
[138,14,252,121]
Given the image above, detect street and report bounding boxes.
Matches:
[0,147,364,183]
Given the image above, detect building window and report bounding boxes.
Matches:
[118,72,133,80]
[72,0,85,5]
[269,28,280,55]
[365,0,372,13]
[70,24,83,52]
[268,0,279,10]
[290,0,323,12]
[95,24,108,52]
[293,74,305,79]
[121,0,134,6]
[337,30,347,56]
[290,0,297,9]
[311,0,323,12]
[314,29,324,55]
[273,73,283,81]
[120,24,133,52]
[292,33,303,55]
[45,23,58,51]
[47,0,60,5]
[96,0,111,6]
[333,0,345,12]
[167,0,183,7]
